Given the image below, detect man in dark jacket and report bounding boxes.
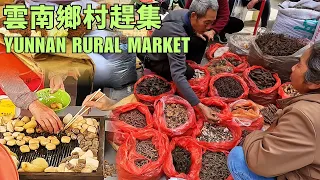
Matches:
[137,0,220,122]
[185,0,242,44]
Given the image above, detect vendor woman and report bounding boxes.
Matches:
[0,43,65,134]
[228,41,320,180]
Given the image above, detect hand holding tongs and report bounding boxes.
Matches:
[62,89,105,131]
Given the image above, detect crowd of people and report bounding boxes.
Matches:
[1,0,320,179]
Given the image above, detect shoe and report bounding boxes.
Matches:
[217,33,228,44]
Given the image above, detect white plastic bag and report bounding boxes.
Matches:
[230,0,248,21]
[214,47,230,58]
[281,0,320,12]
[272,0,320,40]
[228,34,254,55]
[312,19,320,42]
[272,10,319,40]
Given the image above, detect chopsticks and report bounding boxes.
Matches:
[62,89,105,131]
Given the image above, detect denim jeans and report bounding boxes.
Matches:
[228,146,276,180]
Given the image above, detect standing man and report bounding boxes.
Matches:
[137,0,220,122]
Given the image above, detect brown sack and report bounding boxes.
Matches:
[248,38,311,82]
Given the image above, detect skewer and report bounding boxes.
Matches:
[62,89,102,131]
[77,93,105,118]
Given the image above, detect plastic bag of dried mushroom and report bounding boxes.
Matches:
[221,52,249,73]
[199,97,233,121]
[134,75,176,104]
[188,97,233,136]
[229,99,264,131]
[199,150,233,180]
[193,108,242,151]
[163,137,202,179]
[153,95,197,137]
[248,33,309,82]
[243,66,282,105]
[111,102,153,132]
[184,61,211,98]
[116,129,169,180]
[208,73,249,103]
[205,59,234,76]
[206,43,225,60]
[278,82,301,99]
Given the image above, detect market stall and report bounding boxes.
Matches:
[0,0,316,179]
[103,32,308,179]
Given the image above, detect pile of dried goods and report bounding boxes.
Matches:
[197,122,233,142]
[249,69,276,90]
[193,69,205,79]
[256,33,305,56]
[282,84,300,97]
[134,139,159,168]
[214,77,244,98]
[165,104,188,129]
[0,16,32,37]
[200,151,230,180]
[238,130,251,146]
[67,15,88,38]
[261,104,278,125]
[104,160,117,177]
[119,110,147,128]
[225,57,241,67]
[171,146,192,174]
[209,106,222,113]
[231,100,260,117]
[57,148,100,173]
[207,60,233,75]
[136,77,171,96]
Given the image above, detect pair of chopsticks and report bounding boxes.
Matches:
[62,89,105,131]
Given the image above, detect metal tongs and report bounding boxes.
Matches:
[62,89,105,132]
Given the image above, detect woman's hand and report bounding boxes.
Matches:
[29,100,63,134]
[82,91,116,111]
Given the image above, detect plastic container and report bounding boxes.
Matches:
[0,96,21,118]
[36,88,71,113]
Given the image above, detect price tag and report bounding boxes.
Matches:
[0,99,16,117]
